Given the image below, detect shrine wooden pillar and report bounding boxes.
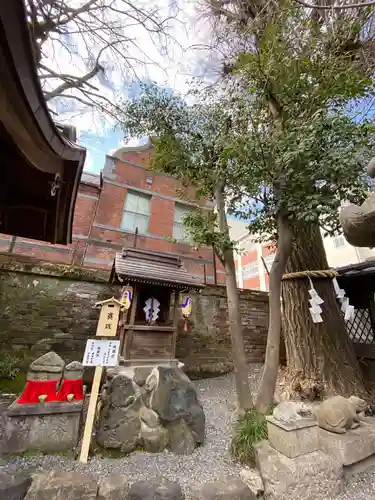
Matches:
[172,290,180,359]
[123,284,138,359]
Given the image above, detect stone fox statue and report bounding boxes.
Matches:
[314,395,368,434]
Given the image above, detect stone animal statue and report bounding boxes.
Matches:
[272,401,312,424]
[314,395,368,434]
[339,158,375,247]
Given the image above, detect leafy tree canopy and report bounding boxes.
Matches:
[123,2,375,248]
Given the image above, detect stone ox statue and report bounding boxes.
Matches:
[339,158,375,248]
[314,395,368,434]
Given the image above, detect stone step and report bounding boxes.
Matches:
[254,440,343,500]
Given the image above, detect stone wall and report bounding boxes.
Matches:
[176,286,269,377]
[0,254,269,379]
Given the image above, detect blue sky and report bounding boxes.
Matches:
[73,79,156,173]
[78,127,124,173]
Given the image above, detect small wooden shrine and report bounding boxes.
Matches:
[110,248,204,364]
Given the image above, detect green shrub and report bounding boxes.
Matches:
[231,409,268,465]
[0,372,27,394]
[0,352,21,381]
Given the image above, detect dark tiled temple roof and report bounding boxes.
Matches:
[111,248,204,289]
[0,0,86,244]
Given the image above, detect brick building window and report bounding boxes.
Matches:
[121,191,150,233]
[242,262,259,279]
[173,204,191,242]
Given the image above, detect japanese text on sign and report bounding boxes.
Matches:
[82,339,120,367]
[96,302,120,337]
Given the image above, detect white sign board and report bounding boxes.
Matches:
[82,339,120,367]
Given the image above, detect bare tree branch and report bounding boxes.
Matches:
[43,63,103,101]
[27,0,178,123]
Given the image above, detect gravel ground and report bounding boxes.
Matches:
[1,365,375,498]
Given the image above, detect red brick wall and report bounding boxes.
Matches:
[3,145,224,285]
[148,197,174,237]
[120,147,152,167]
[114,146,202,204]
[73,196,98,236]
[95,182,125,228]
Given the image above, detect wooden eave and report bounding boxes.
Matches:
[0,0,86,244]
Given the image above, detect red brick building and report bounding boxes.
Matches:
[0,143,224,285]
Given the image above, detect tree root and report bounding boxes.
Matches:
[277,367,372,403]
[278,368,333,402]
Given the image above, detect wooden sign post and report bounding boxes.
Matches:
[79,297,122,463]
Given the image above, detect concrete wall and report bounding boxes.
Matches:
[0,254,269,379]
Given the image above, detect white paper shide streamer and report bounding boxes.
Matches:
[332,278,355,322]
[308,277,324,323]
[143,297,160,322]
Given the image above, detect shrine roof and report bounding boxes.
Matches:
[336,260,375,279]
[0,0,86,244]
[110,248,204,289]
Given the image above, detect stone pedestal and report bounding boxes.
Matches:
[1,401,83,454]
[266,416,319,458]
[318,421,375,475]
[255,440,343,500]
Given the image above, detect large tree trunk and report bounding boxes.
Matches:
[215,183,254,413]
[281,223,366,400]
[256,214,292,413]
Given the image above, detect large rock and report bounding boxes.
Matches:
[140,422,169,453]
[190,479,255,500]
[97,366,205,455]
[133,367,152,387]
[97,474,129,500]
[105,374,136,407]
[128,477,184,500]
[24,472,97,500]
[0,472,32,500]
[167,419,196,455]
[255,440,343,500]
[97,373,141,453]
[139,406,160,428]
[145,367,205,444]
[97,395,142,453]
